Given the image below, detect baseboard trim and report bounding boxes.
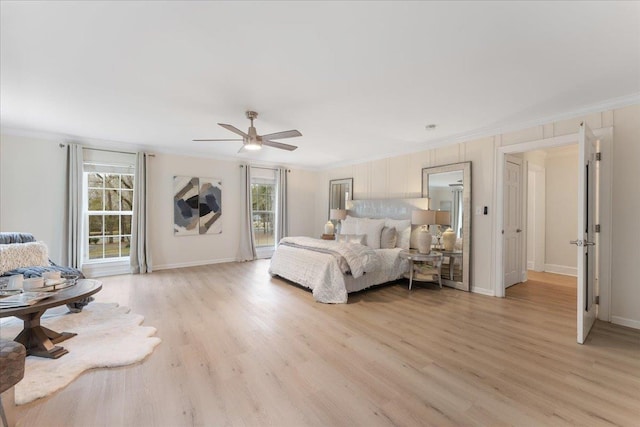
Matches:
[82,261,131,278]
[527,261,534,270]
[544,264,577,277]
[471,287,495,297]
[153,258,236,271]
[611,316,640,330]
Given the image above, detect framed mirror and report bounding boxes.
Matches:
[329,178,353,217]
[422,162,471,291]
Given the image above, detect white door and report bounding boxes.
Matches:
[575,122,599,344]
[503,157,522,288]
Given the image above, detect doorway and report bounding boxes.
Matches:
[493,127,613,337]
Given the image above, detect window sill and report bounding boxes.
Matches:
[82,258,131,278]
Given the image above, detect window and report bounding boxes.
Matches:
[251,168,277,249]
[86,172,134,260]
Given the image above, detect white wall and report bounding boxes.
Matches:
[610,105,640,329]
[0,135,68,262]
[0,134,319,272]
[544,145,578,275]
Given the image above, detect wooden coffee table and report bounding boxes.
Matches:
[0,279,102,358]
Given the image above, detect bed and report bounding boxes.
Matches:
[269,198,429,303]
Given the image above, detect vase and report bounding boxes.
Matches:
[324,221,335,235]
[416,229,432,254]
[442,228,456,251]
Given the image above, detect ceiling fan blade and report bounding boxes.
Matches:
[218,123,249,138]
[260,130,302,140]
[263,140,298,151]
[193,138,243,142]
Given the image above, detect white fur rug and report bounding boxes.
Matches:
[0,303,161,405]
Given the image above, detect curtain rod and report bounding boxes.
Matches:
[239,165,291,172]
[59,143,155,157]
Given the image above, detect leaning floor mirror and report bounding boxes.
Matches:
[422,162,471,291]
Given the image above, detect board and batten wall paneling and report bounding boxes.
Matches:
[611,104,640,329]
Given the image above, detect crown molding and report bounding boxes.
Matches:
[321,93,639,171]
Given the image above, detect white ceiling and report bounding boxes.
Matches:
[1,1,639,169]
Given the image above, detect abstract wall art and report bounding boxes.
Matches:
[173,176,222,236]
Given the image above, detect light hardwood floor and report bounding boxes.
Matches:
[15,262,640,426]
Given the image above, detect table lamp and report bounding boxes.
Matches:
[329,209,347,234]
[411,209,436,254]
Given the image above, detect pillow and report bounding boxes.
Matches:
[0,241,49,275]
[335,234,366,245]
[339,218,358,235]
[356,218,386,249]
[380,226,397,249]
[384,219,411,249]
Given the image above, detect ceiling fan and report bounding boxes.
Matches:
[194,110,301,152]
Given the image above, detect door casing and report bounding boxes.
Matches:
[493,128,613,324]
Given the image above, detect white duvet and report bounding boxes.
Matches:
[269,237,407,303]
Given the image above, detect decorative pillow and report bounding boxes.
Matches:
[356,218,386,249]
[339,218,358,235]
[380,226,397,249]
[335,234,366,245]
[384,219,411,249]
[0,241,50,275]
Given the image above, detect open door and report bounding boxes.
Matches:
[574,122,599,344]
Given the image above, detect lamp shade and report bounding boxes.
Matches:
[330,209,347,221]
[435,210,450,226]
[411,209,436,225]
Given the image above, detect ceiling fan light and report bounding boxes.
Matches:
[244,142,261,151]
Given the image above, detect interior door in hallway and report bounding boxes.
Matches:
[504,156,522,288]
[575,122,599,344]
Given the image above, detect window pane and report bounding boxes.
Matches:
[122,215,132,235]
[121,190,133,211]
[105,189,120,210]
[120,236,131,257]
[88,189,104,211]
[104,174,120,189]
[255,212,274,247]
[88,173,104,188]
[104,215,120,235]
[88,237,104,260]
[121,175,134,190]
[89,215,103,236]
[104,236,120,258]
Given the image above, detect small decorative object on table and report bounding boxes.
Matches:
[324,221,335,235]
[321,234,335,240]
[442,228,456,251]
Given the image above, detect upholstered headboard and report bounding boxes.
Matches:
[345,198,429,220]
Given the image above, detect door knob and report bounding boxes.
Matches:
[570,239,583,246]
[584,241,596,246]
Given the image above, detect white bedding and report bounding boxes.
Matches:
[269,239,408,303]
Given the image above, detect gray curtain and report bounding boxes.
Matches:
[130,152,151,273]
[236,164,256,261]
[66,143,84,268]
[276,167,289,243]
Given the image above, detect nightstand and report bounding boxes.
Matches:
[321,234,335,240]
[399,249,443,290]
